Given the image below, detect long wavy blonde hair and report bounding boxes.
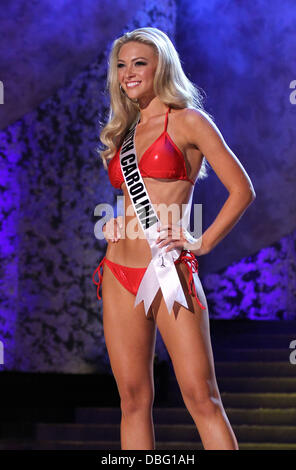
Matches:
[98,27,214,180]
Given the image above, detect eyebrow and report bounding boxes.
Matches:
[117,56,148,63]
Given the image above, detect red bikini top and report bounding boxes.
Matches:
[108,107,195,189]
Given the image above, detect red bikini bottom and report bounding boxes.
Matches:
[92,249,205,310]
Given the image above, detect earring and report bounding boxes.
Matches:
[119,84,125,94]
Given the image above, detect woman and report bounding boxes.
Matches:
[92,27,255,450]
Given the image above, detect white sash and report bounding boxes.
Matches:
[119,117,203,316]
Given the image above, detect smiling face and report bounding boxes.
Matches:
[117,41,158,102]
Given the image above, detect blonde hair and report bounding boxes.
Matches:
[98,27,214,180]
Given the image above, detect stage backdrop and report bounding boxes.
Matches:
[0,0,295,374]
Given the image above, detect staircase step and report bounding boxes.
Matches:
[76,407,121,424]
[233,424,296,443]
[215,362,295,377]
[225,408,296,425]
[36,422,296,443]
[36,423,120,441]
[0,439,37,450]
[212,334,296,348]
[209,320,296,335]
[76,406,296,425]
[35,423,199,442]
[169,377,296,394]
[221,393,296,408]
[157,441,296,450]
[218,377,296,393]
[212,348,292,361]
[4,438,295,451]
[35,440,120,450]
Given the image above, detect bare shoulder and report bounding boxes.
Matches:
[173,108,256,198]
[171,107,214,143]
[181,107,214,129]
[171,107,211,123]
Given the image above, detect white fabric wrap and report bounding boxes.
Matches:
[119,118,208,316]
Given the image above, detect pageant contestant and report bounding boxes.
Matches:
[93,27,255,450]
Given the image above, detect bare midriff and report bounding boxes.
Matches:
[105,177,194,268]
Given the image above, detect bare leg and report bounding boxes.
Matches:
[102,262,157,450]
[152,262,239,450]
